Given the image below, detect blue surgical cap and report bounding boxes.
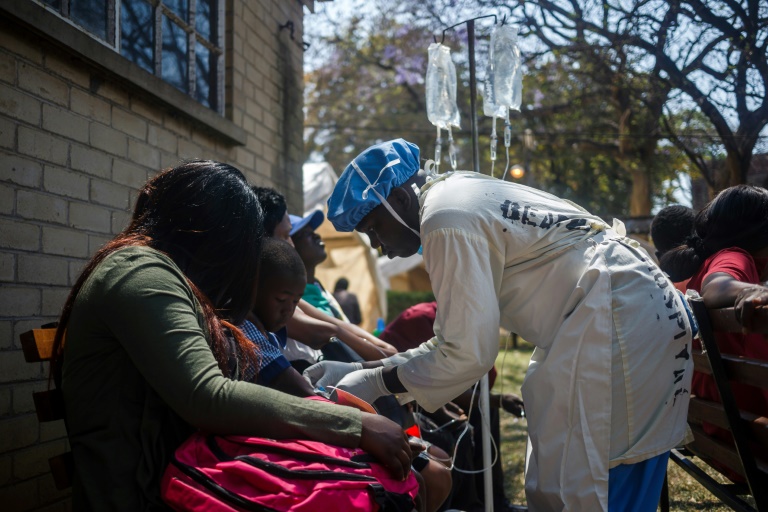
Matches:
[327,139,421,232]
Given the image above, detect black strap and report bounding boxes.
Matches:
[170,458,278,512]
[209,436,371,469]
[368,483,416,512]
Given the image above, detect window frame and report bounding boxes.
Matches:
[34,0,225,115]
[3,0,244,143]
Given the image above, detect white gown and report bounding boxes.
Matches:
[396,172,693,511]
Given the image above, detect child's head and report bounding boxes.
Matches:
[253,238,307,332]
[650,204,695,260]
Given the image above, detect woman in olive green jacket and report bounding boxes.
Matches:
[52,161,413,511]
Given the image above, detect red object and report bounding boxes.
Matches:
[404,424,421,438]
[688,248,768,408]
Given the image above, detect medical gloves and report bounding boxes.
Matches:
[303,360,362,389]
[335,367,390,406]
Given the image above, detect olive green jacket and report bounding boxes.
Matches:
[62,246,361,510]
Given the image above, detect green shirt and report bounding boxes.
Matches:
[62,246,362,510]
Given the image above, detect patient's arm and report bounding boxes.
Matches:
[700,272,763,308]
[270,366,316,397]
[701,273,768,331]
[285,306,337,350]
[289,300,397,360]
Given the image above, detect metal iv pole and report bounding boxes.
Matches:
[438,15,498,512]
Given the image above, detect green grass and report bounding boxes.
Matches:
[492,341,744,511]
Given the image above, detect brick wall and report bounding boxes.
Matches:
[0,1,309,509]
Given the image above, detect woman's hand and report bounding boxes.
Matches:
[734,285,768,333]
[360,413,412,480]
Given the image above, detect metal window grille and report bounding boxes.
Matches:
[36,0,224,113]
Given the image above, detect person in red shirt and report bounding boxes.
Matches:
[660,185,768,340]
[660,185,768,481]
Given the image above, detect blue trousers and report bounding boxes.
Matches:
[608,451,670,512]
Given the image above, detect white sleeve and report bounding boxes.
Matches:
[381,339,438,367]
[397,227,505,412]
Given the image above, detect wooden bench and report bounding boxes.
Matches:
[661,300,768,512]
[20,323,73,491]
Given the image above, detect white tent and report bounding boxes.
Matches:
[377,253,424,291]
[302,162,337,215]
[302,162,388,330]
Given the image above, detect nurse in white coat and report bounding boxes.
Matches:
[306,139,694,511]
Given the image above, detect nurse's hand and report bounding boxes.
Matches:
[336,366,390,405]
[303,361,362,388]
[360,413,412,480]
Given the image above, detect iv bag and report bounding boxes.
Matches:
[492,24,523,111]
[482,56,507,118]
[426,43,460,129]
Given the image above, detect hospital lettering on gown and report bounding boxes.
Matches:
[640,255,691,406]
[500,199,590,231]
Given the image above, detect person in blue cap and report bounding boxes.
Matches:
[305,138,696,511]
[289,210,346,320]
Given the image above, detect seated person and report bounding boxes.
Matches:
[290,209,346,320]
[650,204,695,292]
[240,237,315,397]
[660,185,768,481]
[290,209,402,364]
[243,237,452,512]
[252,186,396,366]
[54,163,412,509]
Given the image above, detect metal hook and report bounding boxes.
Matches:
[279,20,310,51]
[439,14,498,44]
[278,20,295,39]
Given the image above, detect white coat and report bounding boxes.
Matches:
[396,172,693,511]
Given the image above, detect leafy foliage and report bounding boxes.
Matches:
[304,6,436,174]
[385,290,435,323]
[487,0,768,191]
[303,0,767,214]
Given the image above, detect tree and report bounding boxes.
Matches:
[304,4,434,173]
[521,57,681,217]
[303,0,699,215]
[488,0,768,195]
[304,1,511,174]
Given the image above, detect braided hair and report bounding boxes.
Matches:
[53,161,263,380]
[659,185,768,282]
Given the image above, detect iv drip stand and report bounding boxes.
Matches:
[439,14,496,175]
[438,16,498,512]
[468,20,480,174]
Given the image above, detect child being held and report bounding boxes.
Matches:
[243,238,452,512]
[241,238,315,397]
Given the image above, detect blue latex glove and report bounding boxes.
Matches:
[303,360,362,389]
[335,366,390,405]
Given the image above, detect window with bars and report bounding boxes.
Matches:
[37,0,224,113]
